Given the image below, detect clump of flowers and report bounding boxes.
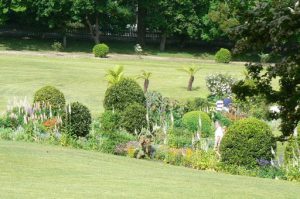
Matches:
[134,44,143,59]
[205,74,237,99]
[2,97,62,131]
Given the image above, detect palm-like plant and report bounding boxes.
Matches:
[105,65,124,85]
[179,65,200,91]
[137,70,152,93]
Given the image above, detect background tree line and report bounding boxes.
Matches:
[0,0,268,50]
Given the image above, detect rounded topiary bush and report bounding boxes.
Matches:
[100,111,121,132]
[104,78,145,111]
[220,118,274,168]
[215,48,232,63]
[33,86,65,112]
[64,102,92,137]
[120,103,147,134]
[182,111,213,137]
[93,43,109,58]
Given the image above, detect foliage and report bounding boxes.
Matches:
[284,135,300,165]
[104,78,145,112]
[105,65,124,85]
[100,111,121,132]
[182,111,212,137]
[206,74,236,99]
[64,102,92,138]
[33,86,66,112]
[99,131,136,154]
[231,0,300,139]
[258,53,270,64]
[220,118,274,168]
[51,42,64,51]
[167,128,192,148]
[212,111,233,127]
[185,97,214,112]
[93,43,109,58]
[215,48,232,63]
[120,103,147,134]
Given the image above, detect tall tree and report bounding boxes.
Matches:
[71,0,131,44]
[0,0,29,25]
[232,0,300,140]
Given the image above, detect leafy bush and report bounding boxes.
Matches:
[168,128,192,148]
[182,111,213,138]
[51,42,64,52]
[284,135,300,165]
[212,112,233,127]
[259,53,270,64]
[104,78,145,111]
[215,48,232,63]
[99,131,136,154]
[206,74,237,99]
[64,102,92,137]
[33,86,66,112]
[93,43,109,58]
[120,103,147,134]
[220,118,274,168]
[185,97,214,112]
[100,111,121,132]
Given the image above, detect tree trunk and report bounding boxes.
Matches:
[137,2,146,47]
[160,32,167,51]
[188,75,194,91]
[86,15,100,44]
[144,79,149,93]
[63,34,67,48]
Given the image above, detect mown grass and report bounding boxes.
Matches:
[0,54,246,115]
[0,140,299,199]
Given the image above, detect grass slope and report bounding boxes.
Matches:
[0,141,299,199]
[0,54,245,115]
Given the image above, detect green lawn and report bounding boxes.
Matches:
[0,54,245,115]
[0,141,299,199]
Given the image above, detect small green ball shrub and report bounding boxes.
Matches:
[220,118,274,168]
[100,111,121,131]
[215,48,232,63]
[104,78,145,111]
[182,111,213,137]
[120,103,147,134]
[33,86,66,112]
[93,43,109,57]
[64,102,92,137]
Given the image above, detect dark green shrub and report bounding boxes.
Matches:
[185,97,213,112]
[100,111,121,131]
[284,135,300,164]
[64,102,92,137]
[51,42,63,52]
[120,103,147,134]
[182,111,213,137]
[215,48,232,63]
[93,43,109,58]
[168,128,192,148]
[33,86,65,112]
[100,131,136,154]
[220,118,274,168]
[104,78,145,111]
[212,112,233,127]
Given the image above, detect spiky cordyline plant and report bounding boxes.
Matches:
[137,70,152,93]
[179,65,200,91]
[105,65,124,85]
